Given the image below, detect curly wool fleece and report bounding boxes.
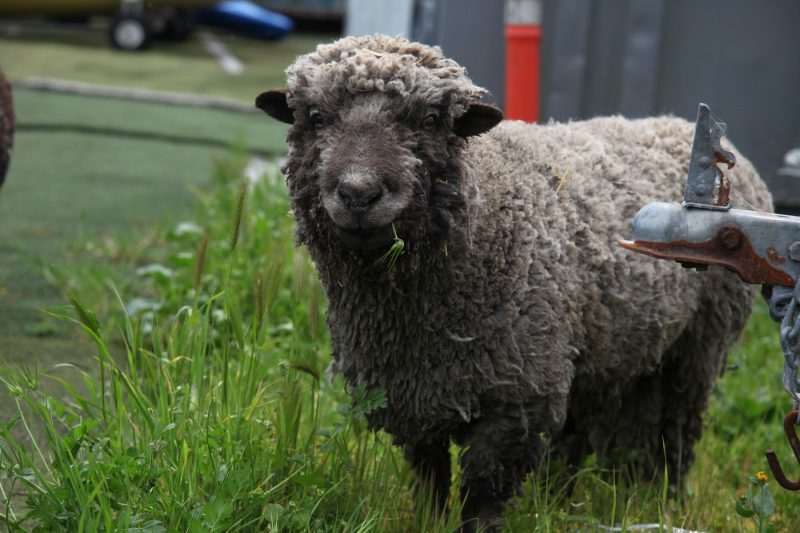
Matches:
[260,34,774,529]
[284,34,485,121]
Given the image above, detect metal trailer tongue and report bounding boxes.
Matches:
[620,103,800,491]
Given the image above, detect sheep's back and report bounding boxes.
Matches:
[462,116,772,382]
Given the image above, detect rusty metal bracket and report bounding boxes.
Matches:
[619,104,800,288]
[682,103,736,210]
[618,204,799,286]
[766,410,800,490]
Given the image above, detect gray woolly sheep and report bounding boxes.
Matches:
[0,67,13,187]
[256,35,772,531]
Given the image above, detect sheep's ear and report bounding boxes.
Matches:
[256,89,294,124]
[455,103,503,137]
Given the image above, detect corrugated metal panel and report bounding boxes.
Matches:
[259,0,343,14]
[541,0,800,207]
[345,0,414,37]
[412,0,505,107]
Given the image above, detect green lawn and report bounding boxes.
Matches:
[0,30,317,524]
[0,89,289,343]
[0,24,329,102]
[0,93,291,500]
[0,24,317,354]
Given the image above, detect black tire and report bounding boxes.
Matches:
[109,14,151,51]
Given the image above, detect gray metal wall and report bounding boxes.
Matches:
[541,0,800,206]
[412,0,505,107]
[345,0,414,38]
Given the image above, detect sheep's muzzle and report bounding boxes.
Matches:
[322,168,412,250]
[333,224,395,250]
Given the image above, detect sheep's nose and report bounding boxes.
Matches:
[337,180,383,210]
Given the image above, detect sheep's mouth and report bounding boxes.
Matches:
[334,224,394,250]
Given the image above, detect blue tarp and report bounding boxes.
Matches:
[196,1,294,39]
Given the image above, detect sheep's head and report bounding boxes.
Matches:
[257,35,502,253]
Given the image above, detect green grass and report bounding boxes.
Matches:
[0,89,288,359]
[1,155,799,531]
[11,89,288,156]
[0,25,331,102]
[0,20,322,344]
[0,26,318,343]
[0,88,290,486]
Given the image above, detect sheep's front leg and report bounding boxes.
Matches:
[404,436,452,514]
[458,415,545,533]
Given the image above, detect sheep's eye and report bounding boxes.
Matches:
[422,110,440,132]
[308,106,323,125]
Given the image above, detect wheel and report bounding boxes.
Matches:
[109,14,151,51]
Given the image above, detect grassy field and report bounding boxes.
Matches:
[0,23,798,533]
[0,27,324,528]
[0,23,329,102]
[0,155,797,531]
[0,22,309,368]
[0,89,289,358]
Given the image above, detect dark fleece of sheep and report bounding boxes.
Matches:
[257,35,773,531]
[0,67,13,187]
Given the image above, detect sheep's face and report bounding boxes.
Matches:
[257,88,502,251]
[306,92,424,250]
[255,35,502,253]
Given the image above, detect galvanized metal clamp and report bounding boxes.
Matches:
[619,104,800,287]
[620,103,800,490]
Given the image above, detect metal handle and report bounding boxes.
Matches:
[766,410,800,490]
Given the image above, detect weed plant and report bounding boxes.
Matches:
[0,156,798,531]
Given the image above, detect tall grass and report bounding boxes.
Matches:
[0,155,798,531]
[0,156,411,532]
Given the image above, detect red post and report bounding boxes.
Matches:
[504,0,542,122]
